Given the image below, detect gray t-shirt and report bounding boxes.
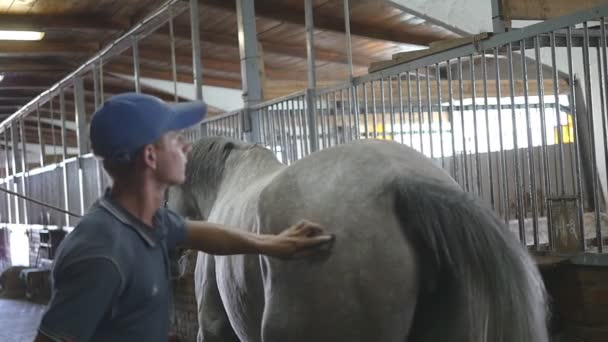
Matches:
[39,192,187,342]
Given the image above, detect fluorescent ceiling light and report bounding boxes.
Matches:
[0,30,45,41]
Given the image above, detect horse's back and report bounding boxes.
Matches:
[253,140,447,341]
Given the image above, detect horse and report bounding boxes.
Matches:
[169,136,549,342]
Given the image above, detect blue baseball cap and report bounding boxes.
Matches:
[90,92,207,162]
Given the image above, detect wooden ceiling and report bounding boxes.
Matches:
[0,0,458,129]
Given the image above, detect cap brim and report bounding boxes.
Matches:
[167,100,207,131]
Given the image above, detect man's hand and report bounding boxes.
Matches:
[259,220,335,259]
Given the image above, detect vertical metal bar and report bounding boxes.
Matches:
[425,66,434,159]
[507,43,525,245]
[99,59,104,103]
[567,26,585,251]
[301,96,310,155]
[132,36,141,93]
[380,78,387,140]
[305,89,319,152]
[290,100,298,160]
[496,47,509,223]
[333,92,339,144]
[59,90,67,161]
[416,69,424,154]
[49,96,57,163]
[326,93,332,146]
[458,58,468,189]
[389,76,396,141]
[36,104,45,167]
[436,64,445,168]
[447,60,457,178]
[482,51,495,209]
[352,84,360,141]
[491,0,506,33]
[535,35,552,246]
[93,62,100,110]
[281,103,290,162]
[169,11,179,103]
[398,74,405,145]
[599,17,608,252]
[521,39,539,250]
[470,54,482,196]
[319,92,326,148]
[583,22,601,252]
[74,77,88,155]
[371,80,378,139]
[190,0,203,100]
[3,130,12,223]
[295,99,304,157]
[344,0,354,79]
[9,124,20,224]
[18,120,28,225]
[363,83,370,139]
[305,0,317,90]
[551,31,566,194]
[340,89,347,143]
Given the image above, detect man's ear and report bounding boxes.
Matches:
[142,144,158,170]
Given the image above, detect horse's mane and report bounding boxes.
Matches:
[184,137,276,192]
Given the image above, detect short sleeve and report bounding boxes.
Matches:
[39,257,122,342]
[161,208,187,248]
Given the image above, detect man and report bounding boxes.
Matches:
[34,93,333,341]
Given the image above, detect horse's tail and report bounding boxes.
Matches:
[393,179,549,342]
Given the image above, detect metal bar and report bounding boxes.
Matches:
[3,130,12,223]
[305,91,319,152]
[535,35,552,246]
[169,11,179,103]
[352,84,360,141]
[482,51,495,209]
[470,55,481,196]
[190,0,203,100]
[599,17,608,252]
[333,92,339,144]
[59,90,67,161]
[495,47,509,223]
[74,77,88,155]
[301,96,310,155]
[18,120,27,224]
[36,104,45,168]
[551,31,566,194]
[132,36,141,93]
[305,0,317,90]
[363,82,369,139]
[0,185,81,218]
[583,22,602,252]
[521,39,539,250]
[319,94,326,148]
[491,0,506,33]
[398,75,405,145]
[371,81,378,139]
[458,58,468,189]
[93,62,100,110]
[447,61,457,178]
[340,89,347,143]
[567,26,586,251]
[290,100,298,160]
[99,59,104,104]
[389,76,396,141]
[49,96,57,163]
[425,66,433,158]
[507,43,525,245]
[416,69,424,153]
[344,0,354,79]
[380,78,387,140]
[436,64,445,168]
[280,103,289,162]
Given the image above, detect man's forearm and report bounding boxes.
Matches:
[183,220,269,255]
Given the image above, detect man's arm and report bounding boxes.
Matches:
[183,220,334,258]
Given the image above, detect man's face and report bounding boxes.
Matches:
[152,131,191,185]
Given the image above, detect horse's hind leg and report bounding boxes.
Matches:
[194,252,239,342]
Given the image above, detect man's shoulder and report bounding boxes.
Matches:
[54,204,133,272]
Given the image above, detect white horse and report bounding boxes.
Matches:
[170,137,549,342]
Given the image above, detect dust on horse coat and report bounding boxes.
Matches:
[170,137,549,342]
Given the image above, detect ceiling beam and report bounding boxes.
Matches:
[503,0,605,20]
[202,0,435,45]
[0,41,98,58]
[0,14,128,32]
[0,61,73,73]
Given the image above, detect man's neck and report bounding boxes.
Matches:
[110,180,166,227]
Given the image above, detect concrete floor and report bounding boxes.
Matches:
[0,298,45,341]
